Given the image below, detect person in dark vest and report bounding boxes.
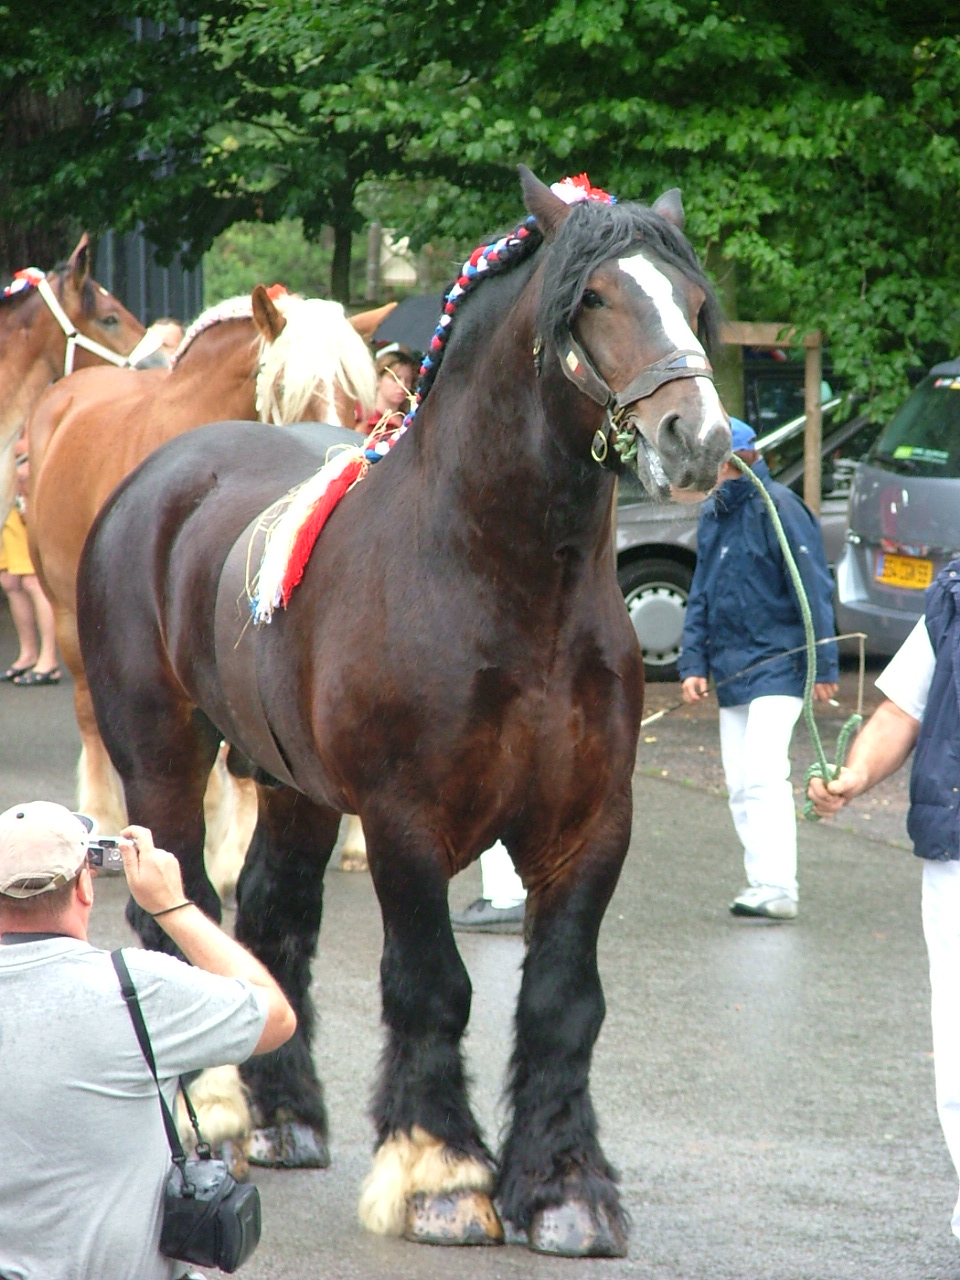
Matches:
[679,417,839,920]
[809,559,960,1243]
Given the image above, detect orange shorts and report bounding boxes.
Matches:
[0,508,34,576]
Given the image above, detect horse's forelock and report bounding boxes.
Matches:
[538,200,722,356]
[257,296,377,425]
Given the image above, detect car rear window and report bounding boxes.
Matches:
[868,374,960,478]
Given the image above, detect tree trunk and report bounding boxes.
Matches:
[331,223,353,304]
[0,78,88,279]
[705,243,743,417]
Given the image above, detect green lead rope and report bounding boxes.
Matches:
[729,455,862,820]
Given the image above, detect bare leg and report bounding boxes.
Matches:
[20,574,58,673]
[0,571,39,669]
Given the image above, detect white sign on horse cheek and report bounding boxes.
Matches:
[619,253,724,440]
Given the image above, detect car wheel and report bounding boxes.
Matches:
[618,557,694,683]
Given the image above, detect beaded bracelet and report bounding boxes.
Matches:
[150,901,193,919]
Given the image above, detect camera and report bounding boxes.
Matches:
[86,837,128,871]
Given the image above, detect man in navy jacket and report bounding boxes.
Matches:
[808,562,960,1242]
[679,418,839,919]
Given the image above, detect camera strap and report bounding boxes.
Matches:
[111,949,205,1164]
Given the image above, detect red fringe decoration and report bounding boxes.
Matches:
[279,457,364,606]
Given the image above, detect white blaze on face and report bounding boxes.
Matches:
[618,252,724,440]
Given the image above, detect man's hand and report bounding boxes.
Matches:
[682,676,709,704]
[807,765,870,816]
[118,825,189,916]
[806,698,921,819]
[813,682,839,702]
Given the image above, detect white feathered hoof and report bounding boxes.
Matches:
[248,1117,330,1168]
[176,1065,251,1149]
[358,1126,495,1238]
[338,812,368,872]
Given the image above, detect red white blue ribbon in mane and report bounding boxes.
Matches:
[250,176,614,624]
[2,267,46,297]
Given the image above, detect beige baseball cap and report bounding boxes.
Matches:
[0,802,95,898]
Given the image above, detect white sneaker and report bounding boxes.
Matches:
[729,885,798,920]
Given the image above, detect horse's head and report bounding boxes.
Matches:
[44,234,145,370]
[521,167,730,498]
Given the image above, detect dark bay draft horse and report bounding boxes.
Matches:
[77,167,729,1256]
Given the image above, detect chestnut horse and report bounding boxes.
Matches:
[0,233,144,519]
[28,286,388,886]
[77,168,729,1256]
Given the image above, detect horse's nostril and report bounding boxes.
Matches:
[657,412,682,460]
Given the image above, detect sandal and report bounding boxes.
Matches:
[0,664,35,682]
[12,667,61,687]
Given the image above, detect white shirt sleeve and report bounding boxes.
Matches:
[874,618,935,722]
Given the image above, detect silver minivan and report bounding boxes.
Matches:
[835,357,960,656]
[617,401,879,679]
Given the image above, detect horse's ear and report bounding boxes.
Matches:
[252,284,287,342]
[519,164,574,242]
[66,233,91,289]
[349,300,396,340]
[651,189,684,231]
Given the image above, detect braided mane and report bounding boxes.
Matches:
[402,217,543,428]
[403,194,719,431]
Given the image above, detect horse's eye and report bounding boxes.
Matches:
[101,314,119,328]
[581,289,604,310]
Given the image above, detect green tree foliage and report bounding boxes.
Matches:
[0,3,258,269]
[203,220,340,302]
[2,1,959,411]
[395,1,960,412]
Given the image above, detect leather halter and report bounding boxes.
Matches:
[544,327,715,470]
[36,277,146,375]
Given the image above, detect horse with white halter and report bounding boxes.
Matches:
[0,233,146,521]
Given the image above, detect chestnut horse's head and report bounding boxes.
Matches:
[520,166,730,497]
[38,234,145,373]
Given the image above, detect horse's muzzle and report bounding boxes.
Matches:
[654,411,730,495]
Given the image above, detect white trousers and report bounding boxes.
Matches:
[922,859,960,1238]
[479,840,526,908]
[718,695,803,900]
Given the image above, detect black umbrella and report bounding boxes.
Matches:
[371,293,445,356]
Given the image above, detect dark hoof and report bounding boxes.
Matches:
[528,1201,627,1257]
[404,1190,504,1246]
[214,1138,250,1182]
[248,1120,330,1168]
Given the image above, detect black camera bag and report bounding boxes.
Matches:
[112,949,261,1272]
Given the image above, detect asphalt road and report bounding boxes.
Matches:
[2,615,958,1280]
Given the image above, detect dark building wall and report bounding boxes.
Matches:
[97,228,203,326]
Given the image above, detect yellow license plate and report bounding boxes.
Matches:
[875,552,934,589]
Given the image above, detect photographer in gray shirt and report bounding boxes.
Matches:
[0,801,295,1280]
